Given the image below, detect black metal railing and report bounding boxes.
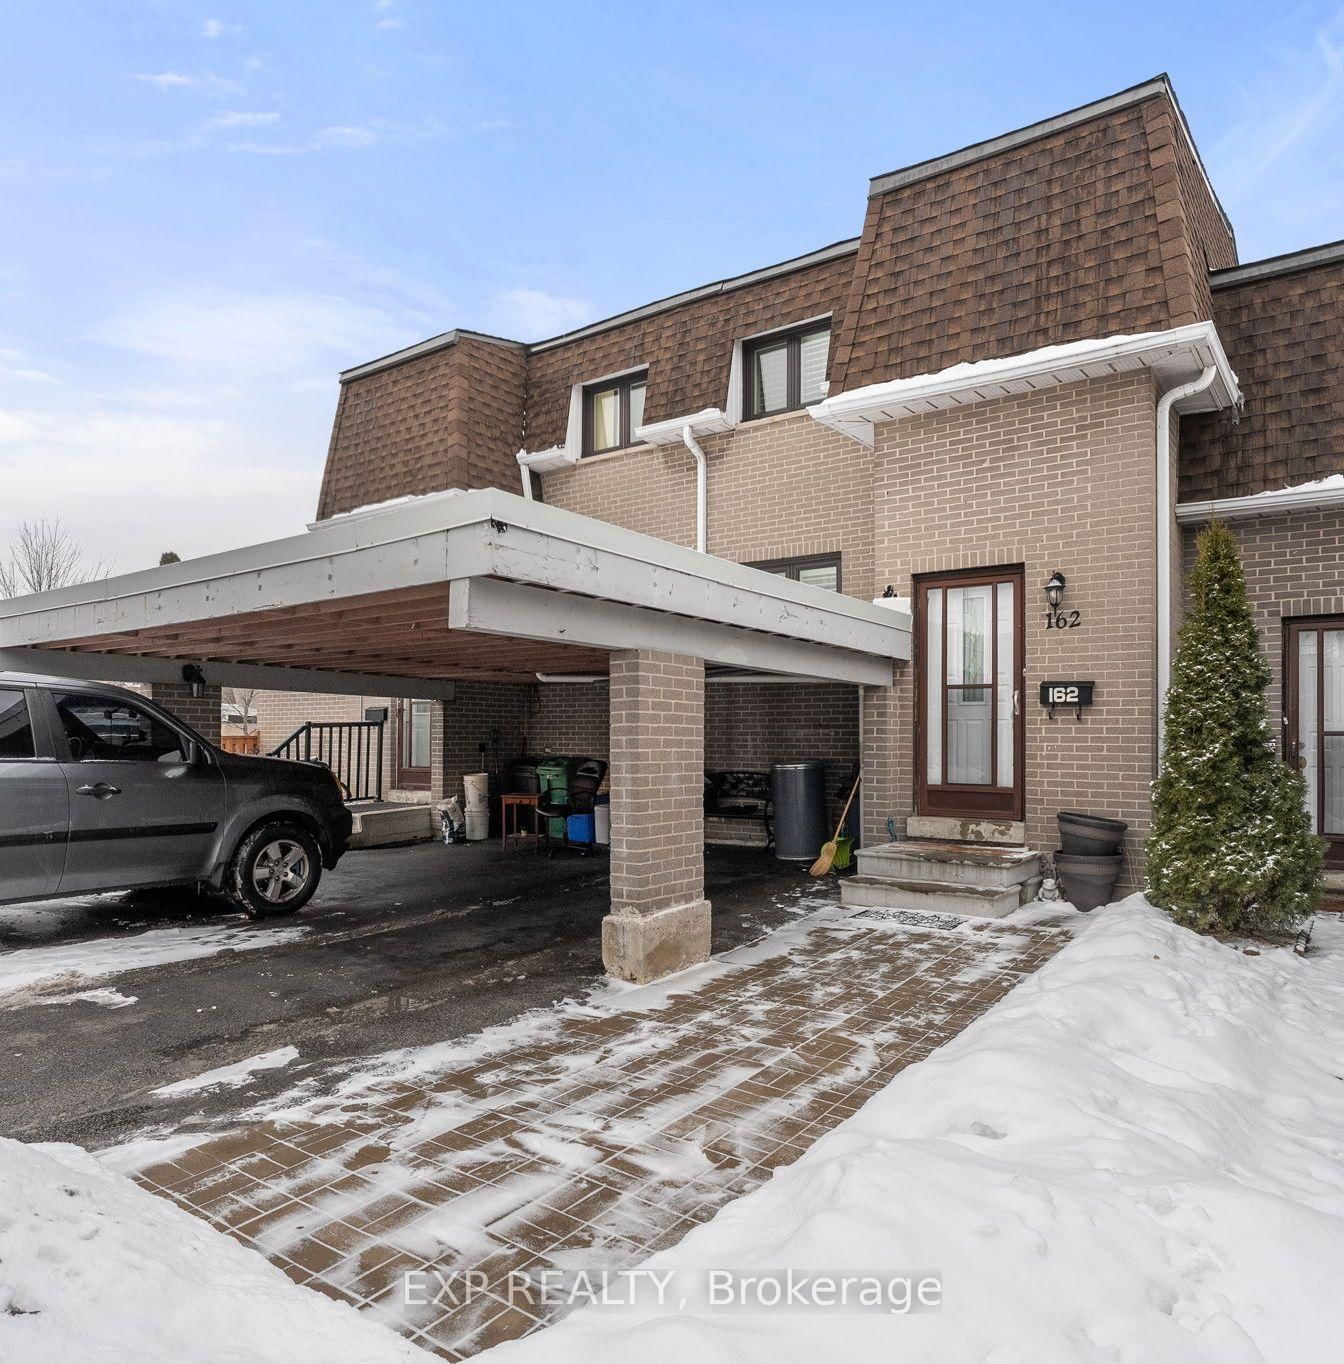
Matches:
[269,721,385,802]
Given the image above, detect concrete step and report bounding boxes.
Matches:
[840,875,1026,919]
[349,803,436,849]
[856,839,1041,889]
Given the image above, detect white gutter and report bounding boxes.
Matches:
[682,425,708,553]
[1156,365,1217,759]
[1176,481,1344,524]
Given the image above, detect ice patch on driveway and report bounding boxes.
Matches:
[0,922,307,1004]
[37,986,139,1009]
[153,1046,301,1098]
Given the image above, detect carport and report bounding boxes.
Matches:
[0,488,910,982]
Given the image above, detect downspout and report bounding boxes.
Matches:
[681,425,707,553]
[1156,366,1216,760]
[517,455,534,501]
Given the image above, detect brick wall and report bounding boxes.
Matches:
[149,681,222,745]
[1186,509,1344,741]
[525,683,610,761]
[542,410,877,600]
[608,651,704,915]
[432,682,530,804]
[868,371,1161,885]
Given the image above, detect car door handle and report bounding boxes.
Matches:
[76,782,122,798]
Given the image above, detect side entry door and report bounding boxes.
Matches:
[0,686,67,900]
[50,690,227,893]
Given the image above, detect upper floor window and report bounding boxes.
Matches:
[582,371,647,457]
[749,553,841,593]
[743,323,830,421]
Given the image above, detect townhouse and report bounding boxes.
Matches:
[3,75,1340,980]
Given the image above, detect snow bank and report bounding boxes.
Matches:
[0,1138,427,1363]
[486,897,1344,1363]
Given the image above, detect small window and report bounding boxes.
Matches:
[54,694,187,764]
[582,371,648,456]
[743,323,830,421]
[0,689,35,759]
[748,553,841,593]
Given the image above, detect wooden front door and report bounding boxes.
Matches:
[394,699,432,791]
[915,568,1025,822]
[1286,618,1344,867]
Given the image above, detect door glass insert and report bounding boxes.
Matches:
[995,580,1015,787]
[406,701,432,770]
[926,588,943,785]
[946,584,992,785]
[1300,631,1319,834]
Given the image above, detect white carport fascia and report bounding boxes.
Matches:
[0,646,458,701]
[0,487,909,678]
[809,322,1241,447]
[449,577,892,685]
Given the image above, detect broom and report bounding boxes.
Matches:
[809,772,861,877]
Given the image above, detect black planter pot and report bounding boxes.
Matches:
[1053,852,1123,912]
[1058,811,1129,857]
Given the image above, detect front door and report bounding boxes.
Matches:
[916,568,1025,822]
[1286,618,1344,867]
[395,699,432,791]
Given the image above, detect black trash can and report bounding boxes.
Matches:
[772,760,829,862]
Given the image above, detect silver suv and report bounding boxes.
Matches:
[0,674,353,917]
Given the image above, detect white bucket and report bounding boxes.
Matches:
[464,809,489,841]
[463,771,490,809]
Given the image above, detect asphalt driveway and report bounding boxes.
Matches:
[0,842,832,1151]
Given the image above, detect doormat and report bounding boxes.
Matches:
[849,907,966,932]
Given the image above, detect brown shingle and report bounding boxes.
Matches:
[1180,257,1344,501]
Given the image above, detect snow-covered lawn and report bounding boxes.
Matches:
[0,920,305,1004]
[487,896,1344,1363]
[4,895,1342,1362]
[0,1139,427,1362]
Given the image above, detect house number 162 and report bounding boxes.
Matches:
[1045,610,1081,629]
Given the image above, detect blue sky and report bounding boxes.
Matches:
[1,1,1342,571]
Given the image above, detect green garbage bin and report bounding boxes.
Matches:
[536,757,572,841]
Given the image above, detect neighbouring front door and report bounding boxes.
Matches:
[1286,618,1344,867]
[916,568,1025,822]
[395,699,432,791]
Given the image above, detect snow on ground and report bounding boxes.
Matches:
[0,1138,428,1363]
[0,920,306,1005]
[485,896,1344,1364]
[152,1045,301,1098]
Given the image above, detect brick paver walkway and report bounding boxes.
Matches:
[137,908,1063,1358]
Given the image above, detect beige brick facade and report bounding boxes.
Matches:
[864,371,1161,883]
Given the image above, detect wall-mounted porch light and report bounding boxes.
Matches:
[181,663,207,699]
[1043,571,1067,610]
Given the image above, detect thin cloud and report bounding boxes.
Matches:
[135,71,196,89]
[201,18,242,40]
[205,110,280,130]
[486,288,592,340]
[375,17,405,30]
[227,117,447,156]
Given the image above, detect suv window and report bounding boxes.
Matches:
[54,693,188,764]
[0,689,36,759]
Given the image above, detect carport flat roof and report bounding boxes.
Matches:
[0,488,910,693]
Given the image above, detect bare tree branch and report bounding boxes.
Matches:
[0,519,107,599]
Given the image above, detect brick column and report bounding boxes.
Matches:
[602,649,710,983]
[150,680,222,745]
[860,676,911,847]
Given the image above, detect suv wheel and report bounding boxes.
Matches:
[227,821,322,918]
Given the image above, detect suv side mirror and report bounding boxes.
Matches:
[183,739,205,767]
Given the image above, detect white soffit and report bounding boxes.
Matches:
[810,322,1241,447]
